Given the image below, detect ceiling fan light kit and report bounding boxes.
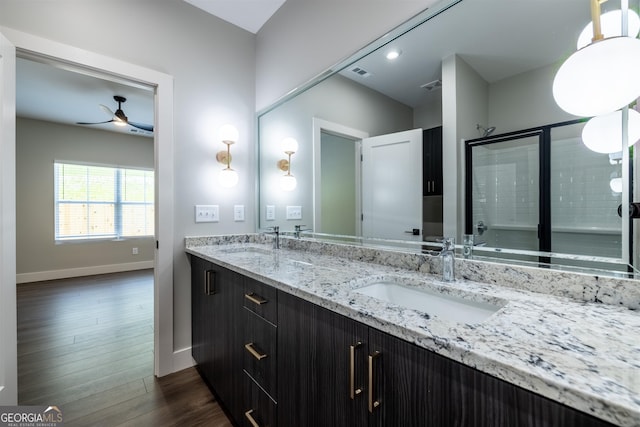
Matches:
[76,95,154,133]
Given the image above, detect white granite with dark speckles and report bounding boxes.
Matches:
[185,234,640,427]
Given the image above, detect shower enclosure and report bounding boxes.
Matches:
[466,119,626,269]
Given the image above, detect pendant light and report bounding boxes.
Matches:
[582,108,640,153]
[553,0,640,117]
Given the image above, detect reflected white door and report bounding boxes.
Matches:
[0,31,17,405]
[362,129,422,241]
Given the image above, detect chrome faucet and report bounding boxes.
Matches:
[264,226,280,249]
[294,224,312,239]
[440,237,455,282]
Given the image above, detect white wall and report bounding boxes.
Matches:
[0,0,256,352]
[256,0,438,111]
[16,118,155,282]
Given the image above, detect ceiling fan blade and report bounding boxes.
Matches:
[99,104,115,118]
[76,119,115,125]
[128,121,154,132]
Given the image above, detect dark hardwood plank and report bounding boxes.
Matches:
[17,270,232,426]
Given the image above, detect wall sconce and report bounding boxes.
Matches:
[553,0,640,117]
[277,137,298,191]
[216,124,239,188]
[582,109,640,153]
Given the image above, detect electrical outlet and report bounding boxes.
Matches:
[286,205,302,220]
[195,205,219,223]
[132,247,139,255]
[234,205,245,221]
[266,205,276,221]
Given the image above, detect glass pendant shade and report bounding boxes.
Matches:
[553,37,640,117]
[280,174,297,191]
[582,109,640,153]
[219,124,239,143]
[610,176,623,193]
[577,9,640,49]
[281,137,299,154]
[219,167,239,188]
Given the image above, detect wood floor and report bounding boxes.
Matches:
[17,269,233,427]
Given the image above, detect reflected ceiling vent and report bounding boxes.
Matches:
[421,79,442,91]
[350,66,373,78]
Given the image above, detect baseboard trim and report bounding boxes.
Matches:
[172,347,195,374]
[16,261,154,284]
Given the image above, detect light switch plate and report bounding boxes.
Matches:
[266,205,276,221]
[286,205,302,220]
[234,205,245,222]
[195,205,219,223]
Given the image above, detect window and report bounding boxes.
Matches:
[54,162,154,241]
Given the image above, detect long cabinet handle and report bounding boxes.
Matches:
[204,270,215,295]
[245,409,260,427]
[349,341,363,399]
[245,292,268,305]
[368,351,381,413]
[245,342,268,360]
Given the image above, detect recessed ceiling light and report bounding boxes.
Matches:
[386,49,402,60]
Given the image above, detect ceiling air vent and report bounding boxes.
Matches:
[350,66,373,78]
[421,79,442,91]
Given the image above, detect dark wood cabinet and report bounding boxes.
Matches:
[423,126,443,196]
[190,255,244,424]
[192,257,615,427]
[277,291,368,427]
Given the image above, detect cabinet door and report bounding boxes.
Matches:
[423,126,443,196]
[190,255,215,381]
[368,327,457,427]
[209,265,245,423]
[278,291,368,427]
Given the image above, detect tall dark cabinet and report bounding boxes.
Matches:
[423,126,443,196]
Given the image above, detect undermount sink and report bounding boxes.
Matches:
[218,246,273,255]
[353,280,505,324]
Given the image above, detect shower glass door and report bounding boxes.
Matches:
[468,133,541,253]
[550,122,622,261]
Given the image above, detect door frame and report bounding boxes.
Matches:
[1,27,176,378]
[312,118,368,235]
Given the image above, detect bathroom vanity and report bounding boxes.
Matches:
[186,235,639,427]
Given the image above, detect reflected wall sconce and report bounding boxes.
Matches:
[277,137,298,191]
[553,0,640,117]
[216,124,239,188]
[582,108,640,153]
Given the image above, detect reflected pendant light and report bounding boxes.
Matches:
[582,108,640,153]
[553,0,640,117]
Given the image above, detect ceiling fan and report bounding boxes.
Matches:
[77,95,154,132]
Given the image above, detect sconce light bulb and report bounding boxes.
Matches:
[582,109,640,153]
[553,36,640,117]
[280,174,297,192]
[219,124,239,144]
[281,137,298,154]
[219,167,239,188]
[577,9,640,49]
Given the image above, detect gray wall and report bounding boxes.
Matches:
[16,118,154,278]
[256,0,437,111]
[259,74,412,230]
[0,0,256,352]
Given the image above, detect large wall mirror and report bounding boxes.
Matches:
[258,0,640,277]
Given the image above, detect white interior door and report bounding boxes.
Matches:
[362,128,422,241]
[0,30,17,405]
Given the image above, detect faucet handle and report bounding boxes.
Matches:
[441,237,455,251]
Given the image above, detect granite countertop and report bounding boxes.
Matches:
[185,240,640,427]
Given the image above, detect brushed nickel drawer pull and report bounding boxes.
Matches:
[245,409,260,427]
[349,341,363,399]
[368,351,381,413]
[245,292,268,305]
[245,342,268,360]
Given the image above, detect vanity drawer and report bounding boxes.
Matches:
[243,372,277,427]
[244,278,277,324]
[243,308,277,398]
